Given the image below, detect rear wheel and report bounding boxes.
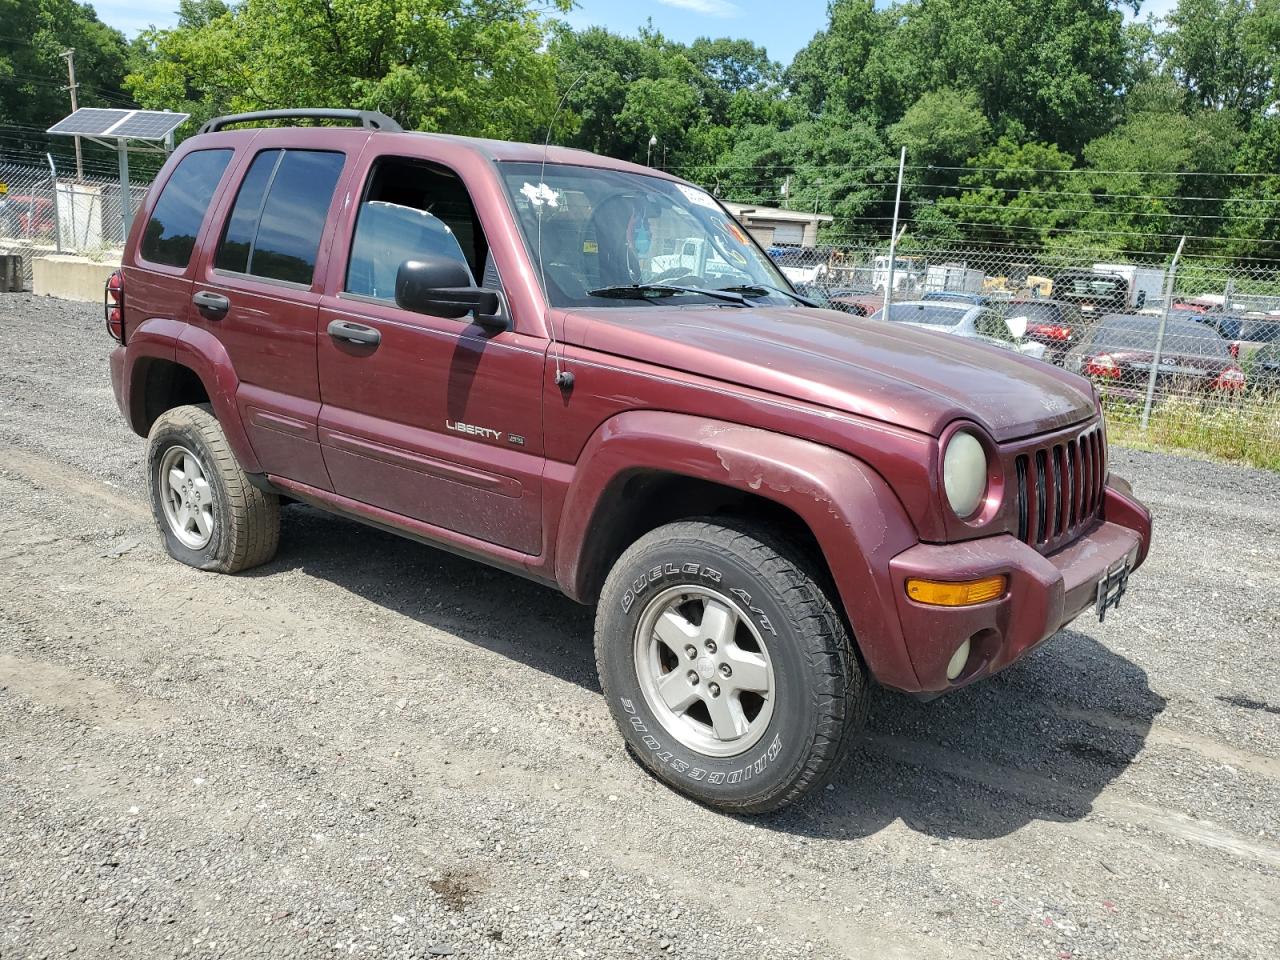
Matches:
[147,404,279,573]
[595,518,868,813]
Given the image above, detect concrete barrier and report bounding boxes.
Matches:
[32,254,121,302]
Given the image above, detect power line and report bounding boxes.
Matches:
[678,159,1280,178]
[812,233,1280,263]
[709,177,1280,205]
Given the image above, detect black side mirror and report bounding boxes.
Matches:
[395,256,501,321]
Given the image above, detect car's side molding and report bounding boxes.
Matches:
[554,411,924,690]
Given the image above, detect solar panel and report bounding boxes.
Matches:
[111,111,189,139]
[47,108,189,140]
[47,108,131,136]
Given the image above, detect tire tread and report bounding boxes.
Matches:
[595,516,868,814]
[148,404,279,574]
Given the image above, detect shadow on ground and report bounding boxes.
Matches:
[258,503,1166,841]
[254,503,601,691]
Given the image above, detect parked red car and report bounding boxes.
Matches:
[106,109,1151,813]
[0,193,55,238]
[1067,313,1246,397]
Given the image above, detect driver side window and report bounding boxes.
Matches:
[344,156,498,303]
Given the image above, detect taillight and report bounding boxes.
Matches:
[105,269,124,343]
[1228,342,1240,358]
[1213,366,1246,391]
[1029,323,1072,341]
[1084,354,1120,378]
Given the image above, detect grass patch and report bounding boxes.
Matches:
[1103,392,1280,471]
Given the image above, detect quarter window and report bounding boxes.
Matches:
[140,149,233,268]
[214,149,345,285]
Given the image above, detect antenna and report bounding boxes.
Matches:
[538,72,586,390]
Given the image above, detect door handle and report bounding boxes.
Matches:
[327,319,381,346]
[192,290,230,316]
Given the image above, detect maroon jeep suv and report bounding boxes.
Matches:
[106,109,1151,813]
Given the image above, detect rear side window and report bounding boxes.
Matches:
[214,149,345,285]
[140,149,233,267]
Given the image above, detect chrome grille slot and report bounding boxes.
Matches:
[1035,449,1048,544]
[1012,423,1106,553]
[1015,455,1028,542]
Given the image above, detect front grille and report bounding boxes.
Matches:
[1013,424,1105,552]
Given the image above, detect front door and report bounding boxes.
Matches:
[316,152,546,556]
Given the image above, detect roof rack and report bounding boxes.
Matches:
[197,109,403,135]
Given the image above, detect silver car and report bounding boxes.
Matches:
[871,301,1047,360]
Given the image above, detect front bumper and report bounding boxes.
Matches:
[887,479,1151,692]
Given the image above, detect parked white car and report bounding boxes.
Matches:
[870,301,1047,360]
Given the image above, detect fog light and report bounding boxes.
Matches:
[946,639,971,681]
[905,575,1007,606]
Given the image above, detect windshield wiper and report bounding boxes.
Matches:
[587,283,749,306]
[716,283,817,307]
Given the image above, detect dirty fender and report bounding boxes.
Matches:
[555,410,924,690]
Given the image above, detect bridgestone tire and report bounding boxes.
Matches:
[146,404,280,573]
[595,518,868,814]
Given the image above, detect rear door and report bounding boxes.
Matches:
[191,140,356,490]
[315,150,546,556]
[124,147,236,335]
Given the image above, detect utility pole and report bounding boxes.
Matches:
[883,146,907,318]
[1140,235,1187,432]
[61,49,84,180]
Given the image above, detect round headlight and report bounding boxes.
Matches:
[943,431,988,519]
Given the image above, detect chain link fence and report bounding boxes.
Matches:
[0,156,148,289]
[770,241,1280,469]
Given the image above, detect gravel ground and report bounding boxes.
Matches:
[1,292,1278,960]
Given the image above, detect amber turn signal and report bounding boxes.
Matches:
[905,575,1007,606]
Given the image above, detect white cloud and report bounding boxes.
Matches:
[656,0,741,17]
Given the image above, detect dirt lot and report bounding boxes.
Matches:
[1,293,1278,960]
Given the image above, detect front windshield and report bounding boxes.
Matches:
[499,162,793,308]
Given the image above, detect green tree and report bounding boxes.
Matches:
[1160,0,1276,118]
[549,25,785,169]
[1070,78,1241,255]
[1220,114,1280,257]
[888,88,990,168]
[0,0,129,140]
[126,0,571,139]
[786,0,895,119]
[935,138,1079,247]
[791,0,1131,152]
[702,117,891,242]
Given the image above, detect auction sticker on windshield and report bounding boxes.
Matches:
[677,183,719,210]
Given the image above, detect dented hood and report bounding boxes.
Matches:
[565,304,1096,442]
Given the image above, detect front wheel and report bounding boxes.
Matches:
[595,518,868,813]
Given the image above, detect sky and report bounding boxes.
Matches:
[92,0,1182,66]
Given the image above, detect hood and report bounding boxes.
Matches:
[565,305,1096,442]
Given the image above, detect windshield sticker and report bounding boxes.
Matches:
[710,215,750,246]
[583,240,599,254]
[520,182,560,207]
[677,183,719,211]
